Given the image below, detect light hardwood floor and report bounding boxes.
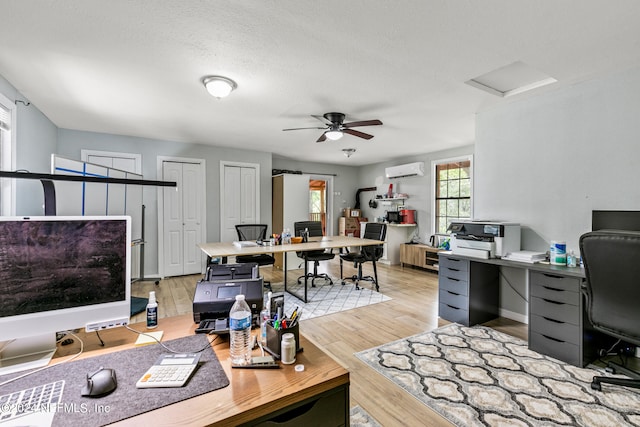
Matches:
[131,259,527,427]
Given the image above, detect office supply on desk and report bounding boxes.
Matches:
[232,240,259,248]
[81,367,118,397]
[448,221,520,259]
[0,334,228,427]
[135,330,164,346]
[0,380,64,426]
[580,230,640,391]
[136,353,201,388]
[503,250,546,263]
[192,277,263,326]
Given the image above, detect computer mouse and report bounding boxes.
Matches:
[81,367,117,397]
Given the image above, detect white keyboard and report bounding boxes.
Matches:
[136,353,201,388]
[0,380,64,426]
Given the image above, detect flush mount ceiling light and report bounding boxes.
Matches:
[202,75,237,98]
[342,148,356,158]
[465,61,556,98]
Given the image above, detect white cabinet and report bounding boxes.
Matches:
[360,222,416,265]
[272,174,310,270]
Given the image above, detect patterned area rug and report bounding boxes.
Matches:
[350,405,383,427]
[271,279,391,321]
[356,323,640,427]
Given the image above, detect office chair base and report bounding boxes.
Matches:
[297,273,333,287]
[591,360,640,391]
[341,275,378,291]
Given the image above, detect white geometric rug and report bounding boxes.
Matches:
[356,323,640,427]
[271,279,391,321]
[350,405,383,427]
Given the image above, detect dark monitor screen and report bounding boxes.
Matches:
[217,285,242,299]
[592,210,640,232]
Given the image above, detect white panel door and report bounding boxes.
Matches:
[163,162,184,277]
[162,160,204,277]
[182,162,202,275]
[240,167,257,225]
[222,166,241,242]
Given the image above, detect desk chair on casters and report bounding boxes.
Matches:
[235,224,275,291]
[579,230,640,391]
[340,223,386,291]
[293,221,335,287]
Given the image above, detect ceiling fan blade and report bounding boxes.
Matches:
[312,114,333,125]
[282,126,326,131]
[343,128,374,140]
[316,133,327,143]
[342,119,383,128]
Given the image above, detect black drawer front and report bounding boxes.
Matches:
[253,386,346,427]
[530,271,581,292]
[530,283,580,305]
[529,331,580,366]
[530,296,579,325]
[439,275,469,295]
[439,302,469,326]
[439,256,469,273]
[439,289,469,310]
[530,314,580,345]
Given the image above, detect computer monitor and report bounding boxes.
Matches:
[0,216,131,375]
[592,210,640,231]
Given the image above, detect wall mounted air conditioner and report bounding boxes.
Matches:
[385,162,425,179]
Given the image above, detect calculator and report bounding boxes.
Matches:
[136,353,201,388]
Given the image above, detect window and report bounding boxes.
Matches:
[0,93,15,216]
[434,157,472,234]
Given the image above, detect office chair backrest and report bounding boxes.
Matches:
[294,221,323,237]
[236,224,268,241]
[362,223,387,260]
[579,230,640,345]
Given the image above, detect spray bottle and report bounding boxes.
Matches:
[146,291,158,329]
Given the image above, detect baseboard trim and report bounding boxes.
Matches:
[499,308,528,324]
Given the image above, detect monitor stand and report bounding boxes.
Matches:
[0,334,57,376]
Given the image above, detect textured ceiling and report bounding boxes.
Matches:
[2,1,640,165]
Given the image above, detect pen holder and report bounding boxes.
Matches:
[265,321,300,360]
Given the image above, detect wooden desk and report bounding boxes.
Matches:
[199,236,384,302]
[55,315,349,426]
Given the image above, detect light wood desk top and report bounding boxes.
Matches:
[55,315,349,426]
[198,235,384,259]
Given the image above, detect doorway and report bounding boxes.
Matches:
[308,175,333,236]
[220,161,261,242]
[157,156,206,278]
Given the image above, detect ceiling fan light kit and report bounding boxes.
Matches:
[325,130,343,140]
[203,75,237,98]
[282,111,383,142]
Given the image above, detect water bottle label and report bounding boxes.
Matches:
[229,316,251,330]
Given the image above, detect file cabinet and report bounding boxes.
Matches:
[438,255,499,326]
[528,271,583,366]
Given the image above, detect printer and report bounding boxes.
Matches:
[192,277,264,326]
[448,221,520,259]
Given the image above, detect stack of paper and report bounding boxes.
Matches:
[503,251,547,263]
[135,330,164,346]
[233,241,258,248]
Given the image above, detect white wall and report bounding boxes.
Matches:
[475,65,640,319]
[476,65,640,253]
[358,145,474,244]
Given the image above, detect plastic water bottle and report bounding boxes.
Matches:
[229,294,252,365]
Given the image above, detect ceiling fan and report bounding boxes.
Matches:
[282,112,382,142]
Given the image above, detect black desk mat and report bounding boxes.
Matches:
[0,334,229,426]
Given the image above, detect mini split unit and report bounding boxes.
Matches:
[385,162,425,179]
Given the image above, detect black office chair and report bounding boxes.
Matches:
[340,223,386,291]
[579,230,640,391]
[293,220,335,286]
[235,224,275,291]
